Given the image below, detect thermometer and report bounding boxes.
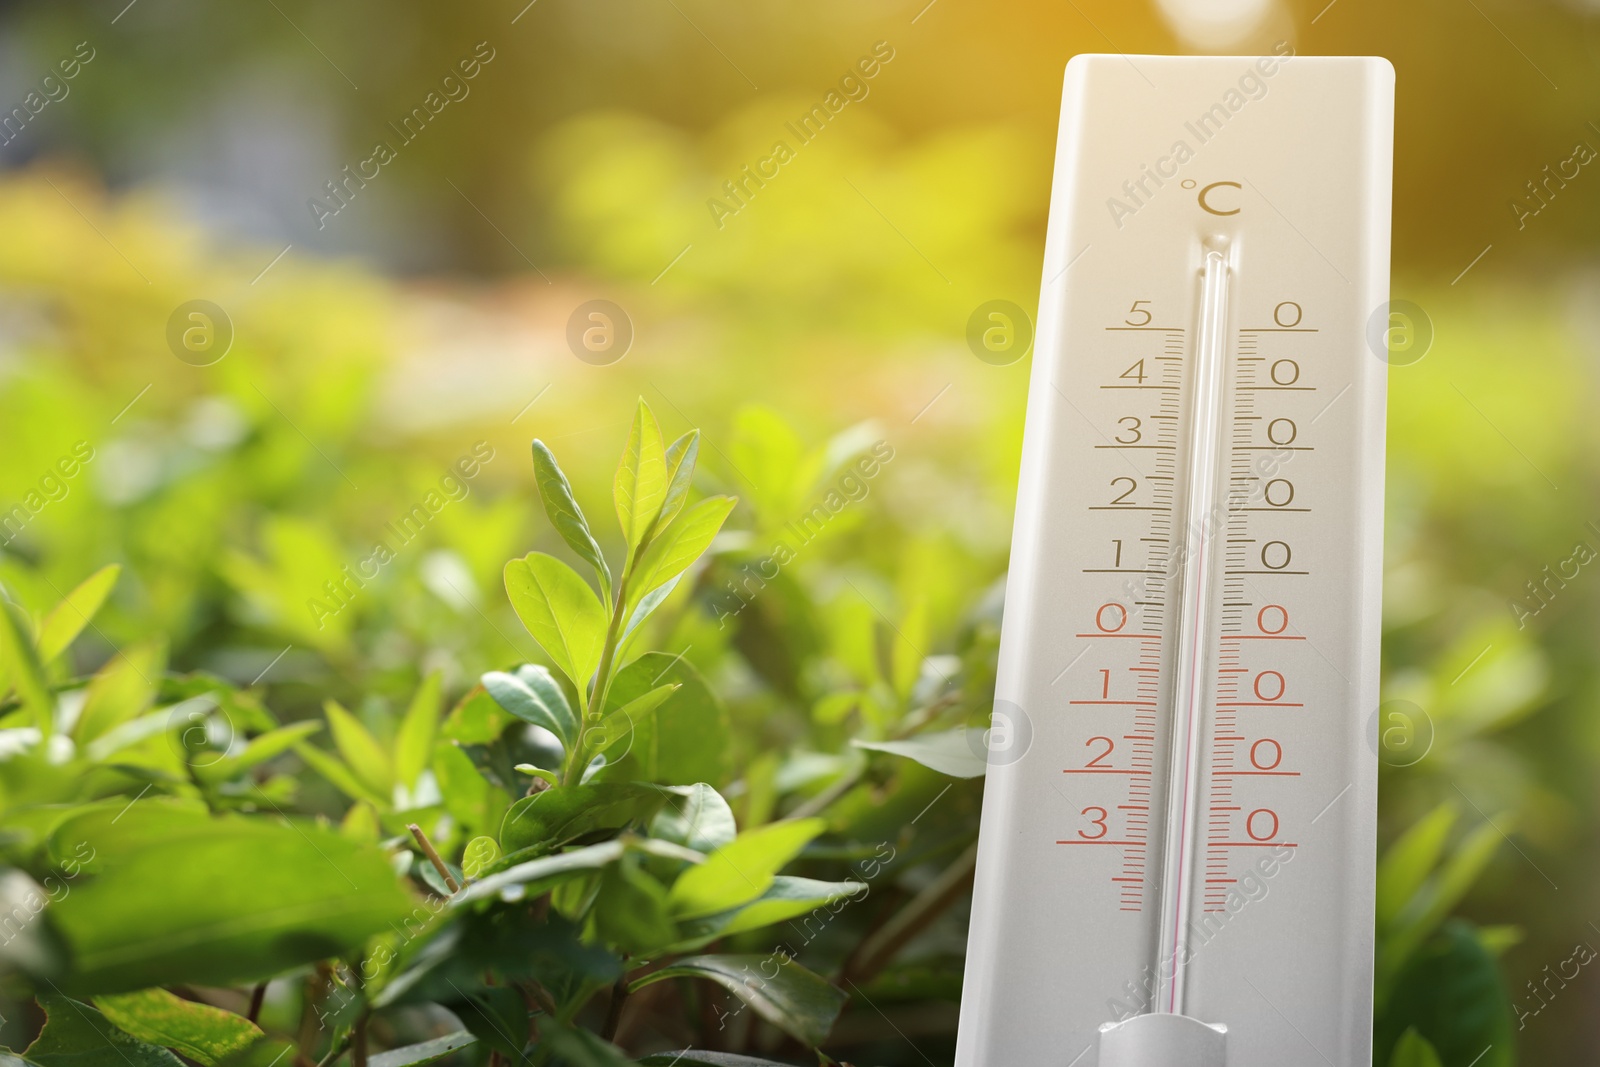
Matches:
[957,53,1394,1066]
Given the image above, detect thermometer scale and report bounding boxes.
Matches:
[957,54,1394,1065]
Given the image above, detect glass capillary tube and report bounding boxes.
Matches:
[1154,248,1230,1017]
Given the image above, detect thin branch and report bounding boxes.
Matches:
[786,767,864,821]
[408,823,461,892]
[600,977,629,1043]
[843,839,979,983]
[296,967,331,1063]
[313,1034,352,1067]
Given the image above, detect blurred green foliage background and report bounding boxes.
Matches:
[1,0,1599,1060]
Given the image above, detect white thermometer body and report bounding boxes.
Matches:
[958,52,1394,1067]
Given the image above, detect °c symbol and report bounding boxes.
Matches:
[1198,180,1242,216]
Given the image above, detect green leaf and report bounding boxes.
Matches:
[0,596,51,733]
[1376,804,1456,929]
[532,439,613,602]
[93,988,263,1066]
[214,1038,297,1067]
[1475,924,1524,957]
[889,595,929,701]
[536,1020,636,1067]
[1377,818,1504,1004]
[613,399,669,553]
[588,683,679,761]
[678,876,866,946]
[462,835,502,879]
[1388,1030,1443,1067]
[27,995,183,1067]
[621,575,680,644]
[728,406,805,519]
[46,799,213,873]
[515,763,561,789]
[394,671,444,790]
[853,728,988,778]
[629,954,846,1048]
[499,783,669,857]
[652,783,737,854]
[483,666,578,750]
[667,818,825,919]
[1422,819,1505,934]
[1375,921,1513,1067]
[323,699,394,797]
[416,852,461,898]
[368,1031,477,1067]
[38,565,120,663]
[294,741,388,808]
[196,721,322,783]
[46,810,416,994]
[593,857,677,955]
[651,430,702,537]
[453,840,627,904]
[340,802,382,842]
[74,640,165,745]
[503,553,608,693]
[432,744,510,834]
[85,706,181,763]
[440,686,510,746]
[602,653,730,787]
[629,496,736,609]
[637,1053,798,1067]
[449,987,528,1060]
[517,665,579,731]
[630,837,709,865]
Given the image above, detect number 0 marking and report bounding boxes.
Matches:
[1253,671,1286,701]
[1246,808,1280,841]
[1250,738,1283,770]
[1096,603,1128,632]
[1258,605,1289,633]
[1261,542,1293,570]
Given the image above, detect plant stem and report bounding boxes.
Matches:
[296,967,330,1063]
[313,1036,351,1067]
[407,823,460,892]
[599,977,629,1043]
[888,692,963,740]
[786,767,864,821]
[566,553,637,785]
[247,982,267,1023]
[517,978,558,1018]
[843,838,979,983]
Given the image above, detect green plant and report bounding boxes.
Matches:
[0,400,1000,1067]
[1372,803,1519,1067]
